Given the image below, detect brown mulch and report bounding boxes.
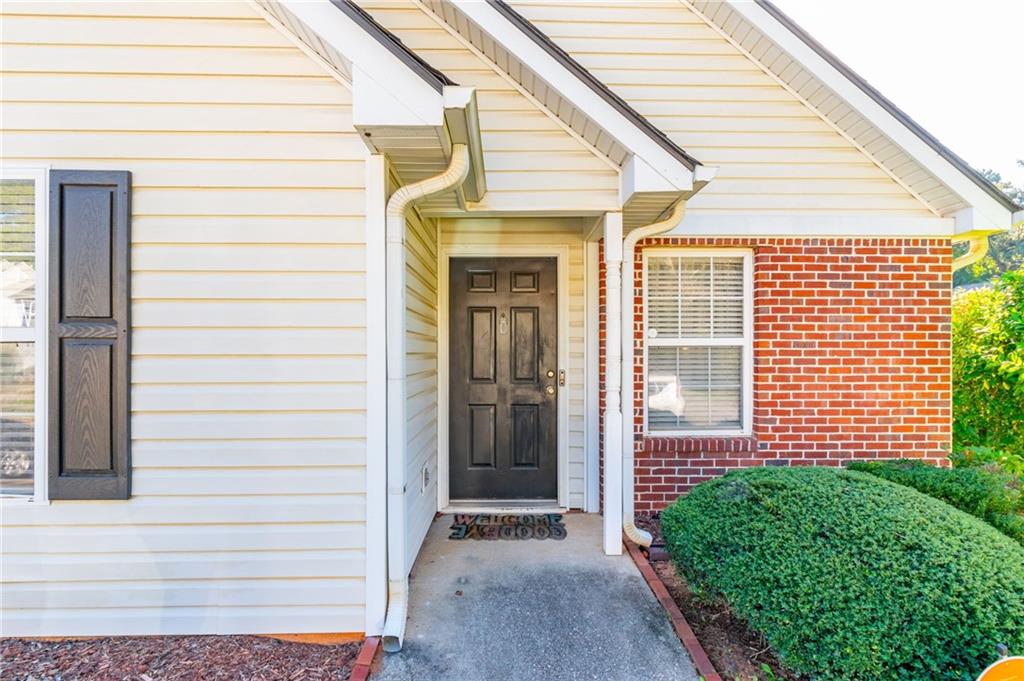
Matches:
[0,635,361,681]
[639,514,800,681]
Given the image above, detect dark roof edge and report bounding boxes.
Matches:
[487,0,700,171]
[755,0,1020,212]
[331,0,456,93]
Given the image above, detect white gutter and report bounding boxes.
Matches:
[382,144,470,653]
[620,200,687,547]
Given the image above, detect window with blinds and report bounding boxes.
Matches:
[644,251,751,434]
[1,173,45,498]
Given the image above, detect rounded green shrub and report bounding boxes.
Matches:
[848,459,1023,545]
[661,467,1024,681]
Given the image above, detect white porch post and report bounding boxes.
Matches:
[602,212,624,555]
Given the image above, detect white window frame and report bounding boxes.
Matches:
[642,248,754,437]
[1,167,48,503]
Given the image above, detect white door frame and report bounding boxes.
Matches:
[437,243,572,511]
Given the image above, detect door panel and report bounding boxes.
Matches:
[450,257,557,500]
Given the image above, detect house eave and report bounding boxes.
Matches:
[717,0,1016,231]
[753,0,1020,217]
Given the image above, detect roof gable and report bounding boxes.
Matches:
[505,0,1016,232]
[752,0,1019,216]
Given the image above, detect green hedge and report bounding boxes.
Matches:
[848,460,1024,545]
[662,467,1024,681]
[953,270,1024,458]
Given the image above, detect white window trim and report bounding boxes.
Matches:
[642,248,754,437]
[1,167,48,503]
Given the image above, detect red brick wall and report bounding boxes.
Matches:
[599,237,953,513]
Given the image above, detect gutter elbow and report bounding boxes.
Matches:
[381,580,408,653]
[951,234,990,272]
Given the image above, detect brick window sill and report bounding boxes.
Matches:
[640,436,758,454]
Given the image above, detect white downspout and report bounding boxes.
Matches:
[382,144,470,653]
[620,200,687,547]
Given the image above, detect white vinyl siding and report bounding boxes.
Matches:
[441,218,589,509]
[359,1,620,217]
[0,1,368,636]
[404,203,440,571]
[644,250,752,436]
[508,1,935,219]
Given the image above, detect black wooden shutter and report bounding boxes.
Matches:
[48,170,131,500]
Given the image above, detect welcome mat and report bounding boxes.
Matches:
[449,514,567,540]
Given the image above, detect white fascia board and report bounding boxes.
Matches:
[275,0,443,127]
[455,0,695,192]
[620,155,678,205]
[672,213,956,238]
[728,1,1012,231]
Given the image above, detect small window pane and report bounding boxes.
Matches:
[648,255,744,340]
[647,345,742,432]
[712,257,744,338]
[1,179,37,328]
[647,256,681,338]
[1,342,35,496]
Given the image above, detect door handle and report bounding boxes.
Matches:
[545,385,556,395]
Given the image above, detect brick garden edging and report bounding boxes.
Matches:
[348,636,380,681]
[624,539,723,681]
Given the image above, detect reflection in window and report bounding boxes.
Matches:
[1,343,35,495]
[1,178,37,496]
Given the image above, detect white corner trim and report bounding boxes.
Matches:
[724,0,1012,229]
[454,0,695,190]
[363,155,388,636]
[270,0,443,128]
[436,243,573,511]
[602,211,624,556]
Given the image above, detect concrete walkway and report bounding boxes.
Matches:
[374,514,698,681]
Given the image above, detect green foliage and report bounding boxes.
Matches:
[952,270,1024,458]
[951,445,1024,477]
[848,459,1023,545]
[662,468,1024,681]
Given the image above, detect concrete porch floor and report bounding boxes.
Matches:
[373,514,698,681]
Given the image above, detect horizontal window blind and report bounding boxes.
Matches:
[645,253,749,433]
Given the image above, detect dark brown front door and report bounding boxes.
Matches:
[449,257,558,500]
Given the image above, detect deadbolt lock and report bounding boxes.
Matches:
[546,369,555,378]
